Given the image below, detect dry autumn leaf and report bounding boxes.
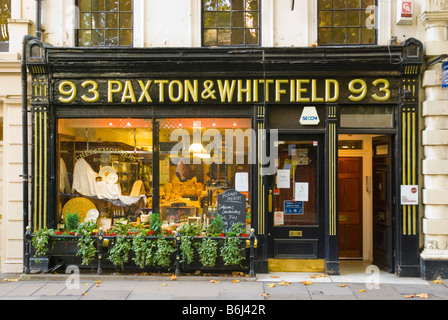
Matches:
[210,280,220,284]
[338,284,347,287]
[170,275,177,280]
[301,281,313,285]
[433,280,443,284]
[162,283,168,287]
[267,283,276,288]
[279,280,292,286]
[416,293,429,299]
[232,280,240,283]
[359,290,366,293]
[259,293,269,297]
[271,275,280,278]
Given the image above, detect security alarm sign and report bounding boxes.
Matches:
[396,0,413,24]
[401,185,418,205]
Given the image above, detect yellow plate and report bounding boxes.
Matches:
[62,197,96,223]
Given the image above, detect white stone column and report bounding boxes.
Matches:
[419,2,448,271]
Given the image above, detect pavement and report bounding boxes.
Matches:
[0,261,447,315]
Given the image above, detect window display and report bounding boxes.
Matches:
[57,117,252,234]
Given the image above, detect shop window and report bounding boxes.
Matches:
[340,105,394,128]
[158,118,252,229]
[318,0,376,46]
[76,0,133,47]
[202,0,260,47]
[0,0,10,51]
[58,118,152,230]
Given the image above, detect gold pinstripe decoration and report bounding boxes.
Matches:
[328,106,337,236]
[401,106,417,236]
[257,121,265,234]
[32,107,49,231]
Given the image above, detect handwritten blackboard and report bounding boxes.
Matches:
[217,189,246,232]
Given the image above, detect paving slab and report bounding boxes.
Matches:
[306,283,354,296]
[349,283,405,300]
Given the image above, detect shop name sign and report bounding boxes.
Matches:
[53,77,395,105]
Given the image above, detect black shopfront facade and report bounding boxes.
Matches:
[25,38,424,276]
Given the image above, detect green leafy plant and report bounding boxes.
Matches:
[77,235,97,265]
[150,213,162,235]
[31,228,55,258]
[197,238,218,268]
[132,233,157,268]
[206,215,224,236]
[66,212,80,231]
[155,238,176,268]
[108,236,132,267]
[179,236,194,264]
[220,236,244,266]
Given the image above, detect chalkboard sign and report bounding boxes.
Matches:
[217,189,246,232]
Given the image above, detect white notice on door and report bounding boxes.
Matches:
[274,211,284,225]
[277,169,290,189]
[235,172,249,192]
[294,182,309,201]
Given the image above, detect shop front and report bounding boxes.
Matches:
[24,38,423,276]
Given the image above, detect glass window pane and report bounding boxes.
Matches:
[218,29,231,45]
[274,140,318,226]
[361,0,375,7]
[218,0,231,10]
[57,119,153,231]
[245,29,258,45]
[232,0,244,10]
[246,12,258,28]
[204,12,217,28]
[106,12,118,28]
[333,11,346,26]
[78,30,92,46]
[204,29,217,46]
[340,106,394,128]
[120,0,132,11]
[361,27,375,44]
[105,29,118,45]
[347,10,359,26]
[232,28,244,44]
[79,0,91,12]
[347,27,360,44]
[334,0,346,9]
[347,0,360,8]
[217,12,231,27]
[120,13,132,29]
[204,0,217,11]
[92,29,105,45]
[232,11,244,27]
[106,0,119,11]
[119,29,132,46]
[92,0,105,11]
[247,0,259,11]
[319,28,332,44]
[334,28,346,44]
[319,0,332,9]
[80,13,92,29]
[319,11,332,27]
[92,13,105,29]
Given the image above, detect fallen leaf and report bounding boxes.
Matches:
[338,284,347,287]
[404,294,415,298]
[96,280,102,284]
[82,292,88,296]
[259,293,269,297]
[433,280,444,284]
[4,278,19,282]
[162,283,168,287]
[271,275,280,278]
[359,290,366,293]
[170,275,177,281]
[416,293,429,299]
[279,280,292,286]
[210,280,220,284]
[301,281,313,286]
[83,283,89,286]
[232,279,240,283]
[267,283,276,288]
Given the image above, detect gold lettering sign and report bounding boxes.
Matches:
[55,78,393,105]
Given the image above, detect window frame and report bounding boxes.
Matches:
[75,0,134,47]
[201,0,262,47]
[317,0,377,46]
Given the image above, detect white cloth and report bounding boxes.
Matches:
[72,158,145,206]
[59,158,71,193]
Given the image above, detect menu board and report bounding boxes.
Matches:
[217,189,246,232]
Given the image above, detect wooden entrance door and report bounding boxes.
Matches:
[338,157,363,258]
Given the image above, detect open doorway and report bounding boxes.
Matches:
[338,134,395,273]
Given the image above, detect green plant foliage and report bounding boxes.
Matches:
[66,212,80,231]
[150,213,162,235]
[77,235,97,265]
[197,238,218,268]
[220,236,244,266]
[108,236,132,267]
[179,236,194,264]
[132,233,157,268]
[207,215,224,236]
[31,228,55,257]
[155,238,176,267]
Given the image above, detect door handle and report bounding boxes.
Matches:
[268,189,273,213]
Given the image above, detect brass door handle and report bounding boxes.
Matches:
[268,190,273,213]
